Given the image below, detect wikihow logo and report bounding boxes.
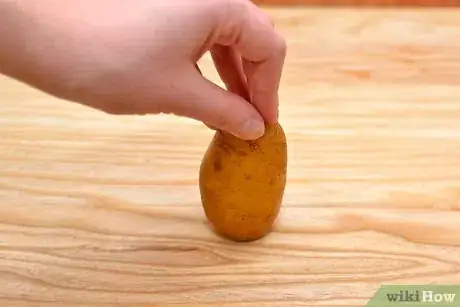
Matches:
[365,285,459,306]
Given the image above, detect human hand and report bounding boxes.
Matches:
[0,0,286,140]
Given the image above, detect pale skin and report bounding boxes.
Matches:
[0,0,286,140]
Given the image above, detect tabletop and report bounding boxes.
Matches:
[1,7,460,307]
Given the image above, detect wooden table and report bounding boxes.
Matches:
[1,8,460,307]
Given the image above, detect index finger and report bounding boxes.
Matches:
[213,0,286,124]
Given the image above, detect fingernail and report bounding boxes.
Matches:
[239,118,265,140]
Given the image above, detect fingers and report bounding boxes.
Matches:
[160,65,265,140]
[213,0,286,124]
[209,46,249,132]
[210,45,250,101]
[195,62,222,132]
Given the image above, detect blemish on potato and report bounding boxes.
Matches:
[213,157,222,172]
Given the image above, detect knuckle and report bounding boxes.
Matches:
[273,33,287,57]
[263,11,275,27]
[228,0,247,14]
[220,0,248,24]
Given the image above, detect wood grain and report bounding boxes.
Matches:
[253,0,460,6]
[1,8,460,307]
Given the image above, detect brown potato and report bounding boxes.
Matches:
[199,123,288,242]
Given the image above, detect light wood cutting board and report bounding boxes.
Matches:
[0,7,459,307]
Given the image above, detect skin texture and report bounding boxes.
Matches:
[0,0,286,141]
[199,123,287,242]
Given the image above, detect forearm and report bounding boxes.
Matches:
[0,1,86,96]
[0,0,136,99]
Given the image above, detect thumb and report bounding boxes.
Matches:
[162,65,265,140]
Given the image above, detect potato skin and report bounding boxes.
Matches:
[199,123,287,242]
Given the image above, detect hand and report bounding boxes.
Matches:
[0,0,286,140]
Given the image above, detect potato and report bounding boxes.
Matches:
[199,123,288,242]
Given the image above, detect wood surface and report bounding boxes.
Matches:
[253,0,460,6]
[1,7,460,307]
